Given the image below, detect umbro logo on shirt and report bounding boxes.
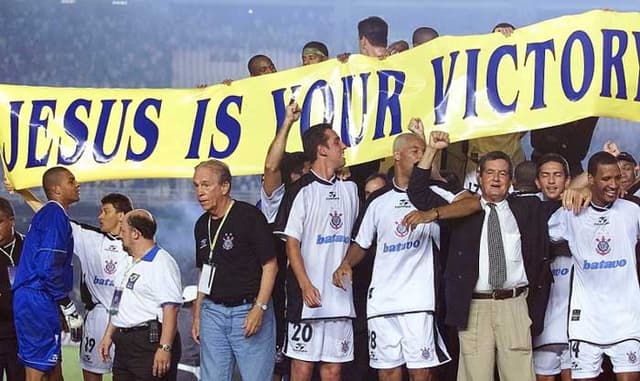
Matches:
[396,199,411,208]
[326,191,340,200]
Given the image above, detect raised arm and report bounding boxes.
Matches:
[263,102,301,196]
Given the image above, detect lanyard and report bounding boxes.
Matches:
[118,257,142,289]
[0,239,16,266]
[207,200,235,264]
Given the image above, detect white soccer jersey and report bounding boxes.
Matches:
[111,246,182,328]
[354,184,438,318]
[274,170,359,320]
[260,183,285,224]
[72,222,128,307]
[548,200,640,344]
[533,255,572,348]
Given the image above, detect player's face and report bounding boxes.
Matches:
[590,163,621,206]
[364,177,386,200]
[478,159,511,203]
[321,129,346,170]
[99,203,123,235]
[618,161,636,190]
[302,54,326,66]
[58,170,80,205]
[193,167,230,214]
[395,136,425,175]
[0,212,15,247]
[535,161,569,201]
[251,58,276,76]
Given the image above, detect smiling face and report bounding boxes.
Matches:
[589,163,621,206]
[618,160,637,190]
[536,161,569,201]
[478,158,511,202]
[319,129,346,170]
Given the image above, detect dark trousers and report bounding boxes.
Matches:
[0,339,24,381]
[113,328,181,381]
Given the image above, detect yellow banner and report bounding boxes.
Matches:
[2,10,640,189]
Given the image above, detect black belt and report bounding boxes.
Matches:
[116,323,150,333]
[472,286,528,300]
[211,297,254,307]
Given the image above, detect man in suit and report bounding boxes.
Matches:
[404,131,560,381]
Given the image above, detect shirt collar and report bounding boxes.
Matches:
[392,179,407,193]
[480,197,508,210]
[310,169,336,185]
[589,201,613,212]
[141,245,161,262]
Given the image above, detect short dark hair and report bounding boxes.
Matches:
[247,54,273,76]
[0,198,15,218]
[42,166,72,199]
[587,151,618,176]
[492,22,516,32]
[478,151,513,178]
[412,27,439,46]
[536,153,570,178]
[127,211,156,240]
[302,41,329,57]
[617,152,637,166]
[358,16,388,47]
[302,124,333,163]
[101,193,133,214]
[514,161,538,191]
[281,152,309,186]
[365,172,388,187]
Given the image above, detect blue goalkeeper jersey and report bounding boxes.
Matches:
[12,201,74,302]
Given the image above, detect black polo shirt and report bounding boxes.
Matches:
[0,232,23,340]
[194,200,275,302]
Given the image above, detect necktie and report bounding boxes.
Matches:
[487,203,506,289]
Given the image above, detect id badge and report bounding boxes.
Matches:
[109,287,124,316]
[6,266,16,287]
[198,264,216,295]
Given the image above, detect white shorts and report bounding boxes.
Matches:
[533,344,571,375]
[368,312,450,369]
[284,319,353,363]
[80,305,113,374]
[570,339,640,379]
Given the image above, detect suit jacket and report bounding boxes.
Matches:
[408,167,559,335]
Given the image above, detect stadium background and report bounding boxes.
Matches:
[0,0,637,313]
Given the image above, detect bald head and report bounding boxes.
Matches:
[393,133,423,154]
[412,27,439,47]
[125,209,156,240]
[42,167,70,198]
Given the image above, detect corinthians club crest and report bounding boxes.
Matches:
[104,259,118,275]
[329,211,343,230]
[420,347,433,360]
[595,235,611,256]
[394,221,410,238]
[222,233,234,251]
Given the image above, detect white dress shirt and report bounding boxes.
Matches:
[474,198,528,291]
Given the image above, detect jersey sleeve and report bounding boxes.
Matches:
[251,207,277,264]
[155,252,183,307]
[70,221,102,267]
[353,202,377,250]
[273,183,306,241]
[260,183,285,224]
[37,205,73,302]
[547,208,570,243]
[407,167,449,210]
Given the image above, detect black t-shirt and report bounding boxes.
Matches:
[194,200,275,301]
[0,232,23,340]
